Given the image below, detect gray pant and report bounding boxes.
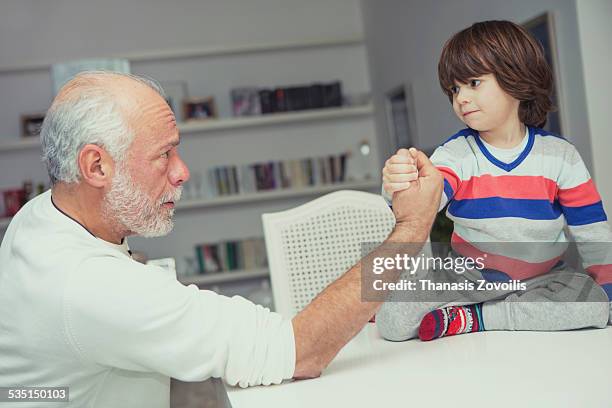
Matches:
[376,261,610,341]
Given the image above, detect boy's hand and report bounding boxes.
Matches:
[382,148,419,195]
[392,149,443,229]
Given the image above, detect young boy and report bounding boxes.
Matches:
[379,20,612,342]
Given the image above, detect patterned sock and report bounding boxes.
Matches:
[418,304,485,341]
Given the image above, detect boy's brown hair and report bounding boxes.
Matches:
[438,20,554,128]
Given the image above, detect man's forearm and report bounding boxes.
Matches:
[292,220,431,378]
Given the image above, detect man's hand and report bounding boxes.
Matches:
[391,148,442,231]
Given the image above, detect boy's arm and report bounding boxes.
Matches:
[557,145,612,323]
[430,145,462,211]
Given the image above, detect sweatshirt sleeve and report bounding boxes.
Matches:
[430,144,463,212]
[556,144,612,322]
[64,257,295,387]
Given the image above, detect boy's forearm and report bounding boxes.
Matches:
[292,221,431,378]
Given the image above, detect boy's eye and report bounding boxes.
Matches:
[469,79,481,87]
[450,85,460,94]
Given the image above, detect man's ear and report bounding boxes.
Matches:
[77,144,114,188]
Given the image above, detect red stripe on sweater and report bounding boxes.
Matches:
[451,233,562,280]
[557,179,602,207]
[586,264,612,285]
[438,166,460,194]
[453,174,557,202]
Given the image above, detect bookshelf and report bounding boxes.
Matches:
[180,105,373,135]
[179,268,269,286]
[0,105,373,153]
[0,37,380,303]
[0,137,43,153]
[177,180,378,210]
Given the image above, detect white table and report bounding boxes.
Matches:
[227,323,612,408]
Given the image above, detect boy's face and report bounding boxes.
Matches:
[450,73,520,132]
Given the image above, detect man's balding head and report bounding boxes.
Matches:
[41,71,166,185]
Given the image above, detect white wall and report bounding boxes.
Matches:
[360,0,593,172]
[0,0,363,67]
[576,0,612,217]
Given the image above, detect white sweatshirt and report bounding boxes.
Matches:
[0,190,295,407]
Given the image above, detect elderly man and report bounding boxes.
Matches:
[0,72,441,407]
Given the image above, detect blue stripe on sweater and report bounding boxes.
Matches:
[602,283,612,301]
[448,197,562,220]
[561,201,608,226]
[532,127,567,140]
[474,126,535,172]
[443,179,454,200]
[441,128,473,146]
[480,269,512,282]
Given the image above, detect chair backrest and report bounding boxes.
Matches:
[262,190,396,317]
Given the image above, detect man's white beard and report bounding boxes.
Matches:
[103,165,182,238]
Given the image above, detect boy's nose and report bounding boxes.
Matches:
[457,88,471,104]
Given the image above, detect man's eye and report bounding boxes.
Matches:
[470,79,481,87]
[450,85,460,94]
[161,151,170,159]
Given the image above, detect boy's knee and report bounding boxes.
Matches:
[375,302,425,342]
[574,301,609,329]
[549,272,609,302]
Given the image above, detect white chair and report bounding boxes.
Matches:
[262,190,396,318]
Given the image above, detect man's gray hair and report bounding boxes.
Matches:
[41,71,166,185]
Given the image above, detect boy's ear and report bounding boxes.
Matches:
[77,144,113,188]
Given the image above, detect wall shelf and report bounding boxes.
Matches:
[176,180,379,211]
[180,105,373,134]
[0,105,373,153]
[178,268,269,286]
[0,37,364,74]
[0,137,44,153]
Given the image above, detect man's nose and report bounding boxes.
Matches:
[169,154,190,186]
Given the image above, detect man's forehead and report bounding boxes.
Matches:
[151,110,180,145]
[128,86,179,138]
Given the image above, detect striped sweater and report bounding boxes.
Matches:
[385,126,612,306]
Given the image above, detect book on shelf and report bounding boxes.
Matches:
[195,237,267,275]
[230,87,261,116]
[258,89,274,114]
[205,152,349,198]
[246,81,343,116]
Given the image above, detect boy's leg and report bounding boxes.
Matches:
[376,266,508,341]
[482,271,609,331]
[418,264,609,341]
